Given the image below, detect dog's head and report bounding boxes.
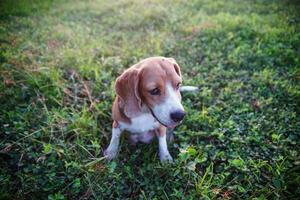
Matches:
[115,57,185,128]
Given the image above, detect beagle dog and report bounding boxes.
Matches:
[104,57,186,162]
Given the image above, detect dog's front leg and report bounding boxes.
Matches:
[104,122,122,160]
[157,126,173,163]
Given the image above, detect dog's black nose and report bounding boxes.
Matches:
[170,110,185,122]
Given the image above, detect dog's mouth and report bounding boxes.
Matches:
[149,108,179,129]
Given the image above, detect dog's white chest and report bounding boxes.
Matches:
[119,113,160,133]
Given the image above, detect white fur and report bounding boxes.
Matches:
[119,113,160,133]
[105,113,160,160]
[121,113,159,145]
[180,86,199,92]
[152,82,184,126]
[158,133,173,162]
[104,127,121,160]
[129,131,155,144]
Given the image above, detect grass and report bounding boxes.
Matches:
[0,0,300,199]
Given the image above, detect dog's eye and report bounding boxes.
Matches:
[176,82,181,90]
[149,88,160,95]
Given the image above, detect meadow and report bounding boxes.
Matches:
[0,0,299,199]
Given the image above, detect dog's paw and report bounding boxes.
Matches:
[104,148,117,160]
[159,152,173,163]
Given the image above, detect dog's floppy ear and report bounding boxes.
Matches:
[115,68,142,117]
[167,57,181,77]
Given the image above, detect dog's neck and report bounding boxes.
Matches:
[140,104,151,114]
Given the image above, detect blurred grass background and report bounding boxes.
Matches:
[0,0,300,199]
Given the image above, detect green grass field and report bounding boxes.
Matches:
[1,0,300,199]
